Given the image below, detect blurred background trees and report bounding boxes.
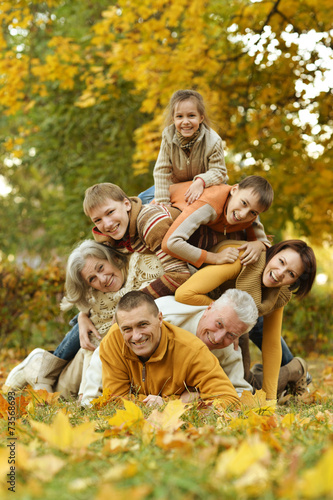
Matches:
[1,0,332,258]
[0,0,332,349]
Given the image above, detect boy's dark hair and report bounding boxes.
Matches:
[83,183,130,216]
[266,239,317,299]
[115,291,159,322]
[238,176,274,212]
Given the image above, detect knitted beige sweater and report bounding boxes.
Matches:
[88,252,164,343]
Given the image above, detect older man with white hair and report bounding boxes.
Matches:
[155,288,257,397]
[81,288,257,406]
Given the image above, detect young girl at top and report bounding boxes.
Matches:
[138,89,228,205]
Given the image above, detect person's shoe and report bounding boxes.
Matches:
[306,371,312,385]
[289,357,308,396]
[29,351,68,391]
[3,348,46,390]
[251,363,263,376]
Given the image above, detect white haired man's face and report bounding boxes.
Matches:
[196,303,248,350]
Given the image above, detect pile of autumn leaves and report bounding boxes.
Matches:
[1,369,333,500]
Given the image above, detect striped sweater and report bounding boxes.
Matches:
[92,197,191,298]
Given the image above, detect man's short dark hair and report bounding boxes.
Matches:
[115,291,159,322]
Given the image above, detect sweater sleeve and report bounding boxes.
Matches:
[81,347,103,407]
[186,345,240,408]
[99,330,133,397]
[175,258,242,306]
[193,135,228,187]
[213,344,253,396]
[261,307,284,400]
[161,202,218,267]
[251,218,271,247]
[153,135,173,203]
[136,205,191,298]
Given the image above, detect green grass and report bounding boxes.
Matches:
[1,357,333,500]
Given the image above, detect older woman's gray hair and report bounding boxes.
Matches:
[212,289,258,333]
[63,240,128,311]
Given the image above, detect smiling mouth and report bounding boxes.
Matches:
[105,276,114,287]
[207,332,218,345]
[270,271,279,283]
[132,339,148,347]
[107,224,120,235]
[233,211,241,222]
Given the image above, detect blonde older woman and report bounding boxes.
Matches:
[4,240,164,397]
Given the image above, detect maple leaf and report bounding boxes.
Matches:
[107,399,144,431]
[27,388,61,405]
[228,410,278,431]
[234,462,270,497]
[215,435,271,479]
[96,483,151,500]
[16,445,65,482]
[240,389,277,415]
[147,399,186,432]
[0,394,8,419]
[90,388,121,408]
[155,430,192,451]
[299,389,328,404]
[298,445,333,497]
[103,437,139,454]
[102,463,138,482]
[30,411,101,452]
[0,393,30,419]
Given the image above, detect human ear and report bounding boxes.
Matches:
[124,199,131,211]
[230,185,239,196]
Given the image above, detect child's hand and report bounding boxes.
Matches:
[238,241,266,266]
[206,246,240,265]
[184,178,204,205]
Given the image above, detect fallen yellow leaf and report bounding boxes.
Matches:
[147,399,186,432]
[215,435,271,479]
[298,445,333,498]
[107,399,144,431]
[30,411,101,452]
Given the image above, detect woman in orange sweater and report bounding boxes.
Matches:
[175,239,316,401]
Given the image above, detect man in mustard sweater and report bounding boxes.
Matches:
[99,291,240,408]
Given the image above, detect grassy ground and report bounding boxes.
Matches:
[0,351,333,500]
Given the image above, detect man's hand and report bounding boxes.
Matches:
[180,389,199,404]
[143,395,164,407]
[78,312,101,351]
[238,241,266,266]
[233,337,239,351]
[184,178,204,205]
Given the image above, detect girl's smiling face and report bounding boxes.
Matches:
[262,248,304,288]
[81,256,124,292]
[173,98,204,138]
